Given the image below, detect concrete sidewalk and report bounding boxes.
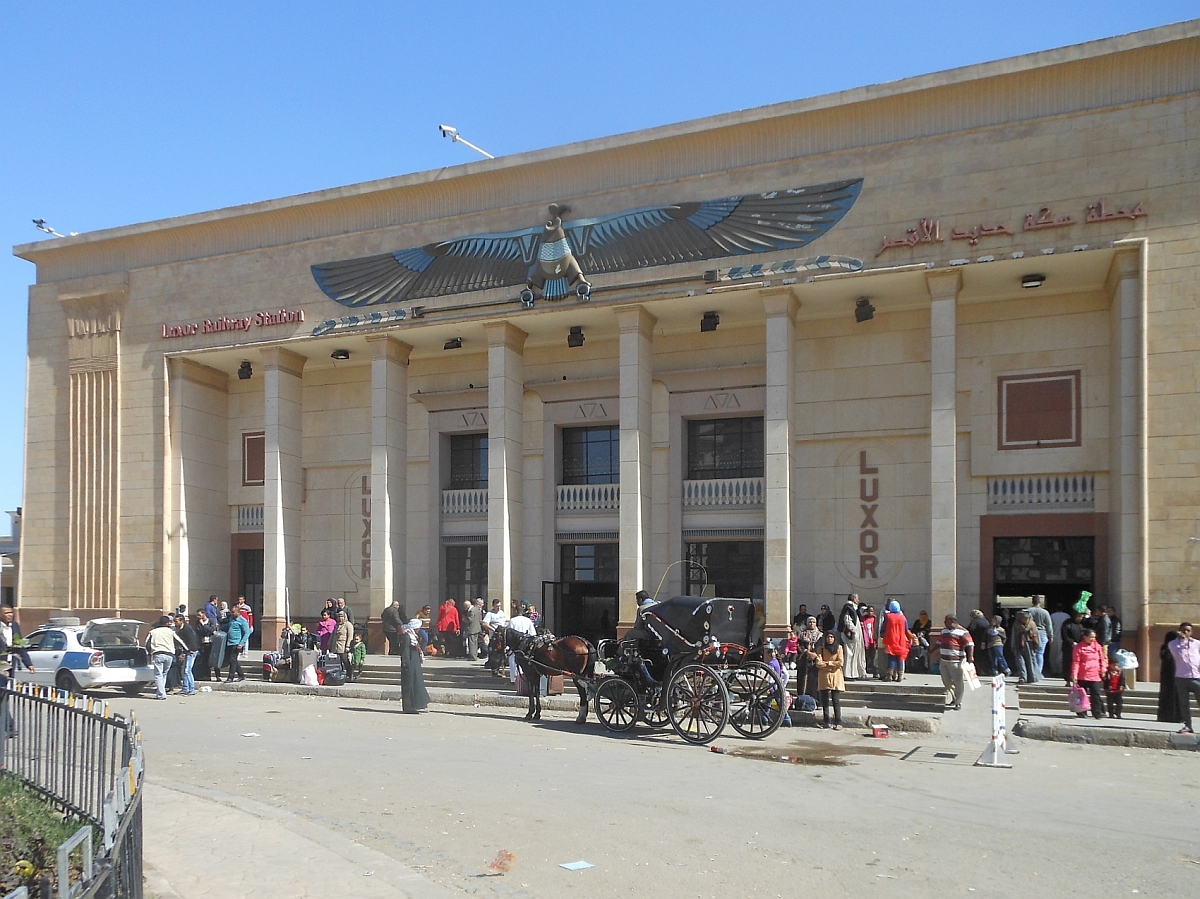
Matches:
[143,780,459,899]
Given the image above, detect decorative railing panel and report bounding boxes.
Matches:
[682,477,765,508]
[442,488,489,517]
[556,483,620,513]
[986,474,1095,511]
[237,504,264,532]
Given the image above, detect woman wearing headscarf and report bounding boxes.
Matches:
[838,594,866,681]
[316,609,336,653]
[881,600,910,683]
[399,611,431,713]
[816,630,845,730]
[1014,610,1041,684]
[796,616,822,704]
[1157,630,1182,723]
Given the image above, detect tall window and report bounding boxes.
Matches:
[684,541,764,599]
[449,434,488,489]
[446,544,488,600]
[561,426,619,485]
[687,417,764,480]
[560,543,619,582]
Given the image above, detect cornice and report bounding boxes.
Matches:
[13,22,1199,286]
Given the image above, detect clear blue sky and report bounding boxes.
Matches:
[1,2,1194,526]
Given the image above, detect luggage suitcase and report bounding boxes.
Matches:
[262,651,279,681]
[319,653,346,686]
[294,648,319,673]
[547,674,564,696]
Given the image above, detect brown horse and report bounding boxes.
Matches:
[497,627,596,722]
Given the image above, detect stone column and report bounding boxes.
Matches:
[927,271,961,624]
[366,336,411,646]
[616,305,655,626]
[261,347,306,650]
[1109,242,1149,663]
[762,287,799,633]
[483,321,527,614]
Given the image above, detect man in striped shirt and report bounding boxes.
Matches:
[936,614,975,711]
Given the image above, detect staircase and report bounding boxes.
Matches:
[355,656,509,692]
[840,680,945,714]
[1015,681,1188,719]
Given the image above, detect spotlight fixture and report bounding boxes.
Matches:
[700,311,720,333]
[237,361,253,380]
[567,326,585,348]
[330,349,350,361]
[443,337,462,350]
[1021,273,1046,289]
[855,297,875,323]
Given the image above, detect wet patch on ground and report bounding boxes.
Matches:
[729,739,899,766]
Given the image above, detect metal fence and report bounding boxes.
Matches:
[1,684,144,899]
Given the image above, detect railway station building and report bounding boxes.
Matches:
[13,22,1200,672]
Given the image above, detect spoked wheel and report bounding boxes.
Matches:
[594,678,640,732]
[725,661,787,739]
[666,663,729,745]
[640,684,669,728]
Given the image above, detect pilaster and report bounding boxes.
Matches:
[926,270,960,623]
[367,336,411,637]
[762,287,799,631]
[484,321,527,613]
[615,305,655,625]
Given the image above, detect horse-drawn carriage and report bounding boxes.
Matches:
[591,595,787,744]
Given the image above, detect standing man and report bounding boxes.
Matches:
[482,599,508,675]
[1106,607,1124,660]
[173,613,200,697]
[0,604,35,688]
[381,600,403,656]
[437,599,461,658]
[144,616,188,700]
[936,614,974,711]
[205,595,220,628]
[1027,596,1053,681]
[224,607,250,683]
[1167,623,1200,736]
[464,599,484,660]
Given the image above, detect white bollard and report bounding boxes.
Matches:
[976,674,1014,768]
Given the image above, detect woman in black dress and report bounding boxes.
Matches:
[1158,630,1181,723]
[795,616,822,706]
[399,612,431,714]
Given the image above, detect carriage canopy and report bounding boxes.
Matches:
[630,595,764,653]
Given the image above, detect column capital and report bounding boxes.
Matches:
[260,346,307,378]
[365,334,413,364]
[614,304,656,336]
[482,320,528,351]
[761,286,799,320]
[925,269,962,302]
[169,357,228,391]
[1109,238,1146,280]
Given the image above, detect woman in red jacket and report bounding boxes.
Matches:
[1069,629,1108,719]
[437,598,462,658]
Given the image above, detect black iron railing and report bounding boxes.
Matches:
[0,685,143,899]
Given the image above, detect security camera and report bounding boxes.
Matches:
[439,125,458,139]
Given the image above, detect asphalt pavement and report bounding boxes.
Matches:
[131,684,1200,899]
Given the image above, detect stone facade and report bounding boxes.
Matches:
[12,23,1200,669]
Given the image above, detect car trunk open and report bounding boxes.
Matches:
[80,620,149,666]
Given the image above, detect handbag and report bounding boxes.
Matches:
[1068,684,1091,713]
[964,662,981,691]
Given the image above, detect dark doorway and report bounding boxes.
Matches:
[237,548,264,649]
[993,536,1094,615]
[683,541,764,600]
[558,544,618,644]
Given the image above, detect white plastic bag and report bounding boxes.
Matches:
[964,662,981,691]
[1114,649,1138,670]
[300,664,318,686]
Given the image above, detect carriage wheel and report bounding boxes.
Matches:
[725,661,787,739]
[640,684,669,728]
[666,664,729,745]
[594,678,640,732]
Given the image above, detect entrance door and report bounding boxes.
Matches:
[992,536,1094,615]
[238,549,265,649]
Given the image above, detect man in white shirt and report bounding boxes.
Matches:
[481,600,509,676]
[505,609,537,683]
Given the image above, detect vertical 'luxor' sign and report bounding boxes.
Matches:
[360,475,372,579]
[859,451,879,580]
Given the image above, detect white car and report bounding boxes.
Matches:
[17,618,156,695]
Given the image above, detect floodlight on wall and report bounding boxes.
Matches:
[700,311,720,332]
[237,361,253,380]
[855,297,875,323]
[330,349,350,361]
[1021,273,1046,289]
[443,337,462,350]
[567,326,585,348]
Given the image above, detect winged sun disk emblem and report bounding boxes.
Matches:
[311,178,863,308]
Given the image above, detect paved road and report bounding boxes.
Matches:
[135,690,1198,899]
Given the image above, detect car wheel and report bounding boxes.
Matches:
[55,670,79,693]
[121,684,146,696]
